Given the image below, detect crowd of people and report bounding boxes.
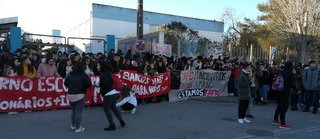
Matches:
[235,60,320,129]
[0,45,319,131]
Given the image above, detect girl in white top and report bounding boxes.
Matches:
[116,85,137,114]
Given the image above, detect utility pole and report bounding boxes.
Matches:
[137,0,143,40]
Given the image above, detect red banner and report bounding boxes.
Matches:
[118,70,171,98]
[0,70,170,112]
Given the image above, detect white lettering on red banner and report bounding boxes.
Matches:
[0,70,171,112]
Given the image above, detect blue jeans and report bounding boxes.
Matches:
[260,85,269,103]
[69,95,86,129]
[234,84,239,96]
[305,90,319,112]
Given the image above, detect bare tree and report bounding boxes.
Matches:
[221,8,242,35]
[263,0,320,64]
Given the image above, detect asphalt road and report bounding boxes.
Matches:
[0,97,319,139]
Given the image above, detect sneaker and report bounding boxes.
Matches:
[120,120,126,127]
[131,108,136,114]
[272,120,281,125]
[75,127,85,133]
[243,118,251,123]
[279,124,291,129]
[238,119,244,124]
[121,110,130,113]
[70,125,76,130]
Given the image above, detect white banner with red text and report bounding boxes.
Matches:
[152,43,172,56]
[0,70,170,112]
[169,69,231,102]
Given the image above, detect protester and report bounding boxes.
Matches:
[58,58,73,78]
[0,49,11,75]
[17,56,37,79]
[3,58,19,76]
[97,60,126,131]
[236,63,252,124]
[109,54,120,73]
[116,85,137,114]
[36,55,60,77]
[302,60,320,114]
[290,67,302,111]
[184,59,193,70]
[247,65,258,118]
[64,62,92,133]
[259,64,271,105]
[272,61,299,129]
[82,56,94,76]
[192,56,202,70]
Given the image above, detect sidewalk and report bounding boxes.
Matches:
[189,96,277,103]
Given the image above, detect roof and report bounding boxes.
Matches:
[0,17,18,32]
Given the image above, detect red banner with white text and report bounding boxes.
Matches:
[0,70,170,112]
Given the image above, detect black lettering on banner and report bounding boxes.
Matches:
[194,71,227,81]
[194,80,215,88]
[177,89,204,99]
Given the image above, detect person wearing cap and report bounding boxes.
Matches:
[109,54,121,73]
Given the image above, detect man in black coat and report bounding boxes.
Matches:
[109,54,120,73]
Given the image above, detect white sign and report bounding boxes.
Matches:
[152,43,172,56]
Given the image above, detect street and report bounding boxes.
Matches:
[0,97,319,139]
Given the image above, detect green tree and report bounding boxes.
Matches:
[164,21,199,57]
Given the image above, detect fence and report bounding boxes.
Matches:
[231,46,270,63]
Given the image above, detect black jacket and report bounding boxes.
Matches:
[282,70,298,95]
[109,59,119,73]
[99,72,114,96]
[64,72,92,94]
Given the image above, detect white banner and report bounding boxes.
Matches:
[169,69,231,102]
[152,43,172,56]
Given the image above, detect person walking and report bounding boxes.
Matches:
[237,63,252,124]
[272,61,299,129]
[302,60,320,114]
[97,60,126,131]
[64,62,92,133]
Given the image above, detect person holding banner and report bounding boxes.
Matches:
[17,56,37,79]
[236,63,252,124]
[97,60,126,131]
[64,62,92,133]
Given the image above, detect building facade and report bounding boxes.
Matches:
[63,3,224,56]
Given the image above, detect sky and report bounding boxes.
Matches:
[0,0,268,34]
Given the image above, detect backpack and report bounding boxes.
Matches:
[111,73,123,91]
[272,73,284,91]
